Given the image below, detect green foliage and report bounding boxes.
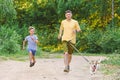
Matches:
[0,25,21,54]
[78,26,120,53]
[0,0,17,25]
[0,0,120,54]
[85,30,102,53]
[100,28,120,53]
[38,29,59,46]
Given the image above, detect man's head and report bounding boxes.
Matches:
[65,10,72,20]
[29,26,35,35]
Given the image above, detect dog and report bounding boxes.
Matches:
[89,58,101,75]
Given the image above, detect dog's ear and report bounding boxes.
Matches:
[97,58,102,64]
[90,60,94,64]
[95,61,98,64]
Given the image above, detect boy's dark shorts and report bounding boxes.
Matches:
[28,49,36,56]
[62,41,75,54]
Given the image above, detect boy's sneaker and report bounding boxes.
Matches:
[33,61,36,66]
[64,65,70,72]
[30,62,34,67]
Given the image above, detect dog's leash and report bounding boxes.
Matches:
[68,41,90,63]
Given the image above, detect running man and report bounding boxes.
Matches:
[58,10,82,72]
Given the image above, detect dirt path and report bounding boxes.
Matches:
[0,56,106,80]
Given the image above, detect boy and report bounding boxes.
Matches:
[23,26,38,67]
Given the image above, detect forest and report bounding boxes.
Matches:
[0,0,120,54]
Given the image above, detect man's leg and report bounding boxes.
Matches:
[66,42,74,71]
[63,41,74,72]
[64,52,69,66]
[68,54,72,65]
[64,52,70,72]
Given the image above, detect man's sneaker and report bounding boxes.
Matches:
[68,65,70,70]
[64,66,70,72]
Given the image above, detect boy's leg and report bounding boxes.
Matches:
[29,51,34,67]
[28,49,36,67]
[32,56,36,63]
[31,50,36,65]
[29,51,33,63]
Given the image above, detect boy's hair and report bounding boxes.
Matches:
[29,26,35,31]
[65,10,72,14]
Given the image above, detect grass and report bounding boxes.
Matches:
[98,53,120,80]
[0,50,28,61]
[0,49,63,61]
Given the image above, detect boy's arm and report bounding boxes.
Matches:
[35,39,38,44]
[22,40,26,50]
[31,36,39,44]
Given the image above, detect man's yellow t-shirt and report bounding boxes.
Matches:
[60,19,81,44]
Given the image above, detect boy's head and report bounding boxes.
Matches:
[29,26,35,35]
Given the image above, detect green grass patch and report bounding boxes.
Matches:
[0,50,28,61]
[101,64,119,75]
[103,54,120,66]
[0,48,63,61]
[101,53,120,77]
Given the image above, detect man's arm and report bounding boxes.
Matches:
[58,29,63,39]
[75,21,82,32]
[76,29,82,32]
[58,21,63,39]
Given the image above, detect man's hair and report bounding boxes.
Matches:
[29,26,35,31]
[65,10,72,14]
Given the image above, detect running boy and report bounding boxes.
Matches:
[23,26,38,67]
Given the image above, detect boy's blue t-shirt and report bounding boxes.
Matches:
[25,35,38,50]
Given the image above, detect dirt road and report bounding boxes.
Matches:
[0,56,106,80]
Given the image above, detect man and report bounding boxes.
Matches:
[58,10,81,72]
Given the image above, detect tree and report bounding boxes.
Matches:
[0,0,17,25]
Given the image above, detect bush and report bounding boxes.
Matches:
[85,29,102,53]
[100,28,120,53]
[37,24,60,46]
[0,25,21,54]
[77,27,103,53]
[77,26,120,54]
